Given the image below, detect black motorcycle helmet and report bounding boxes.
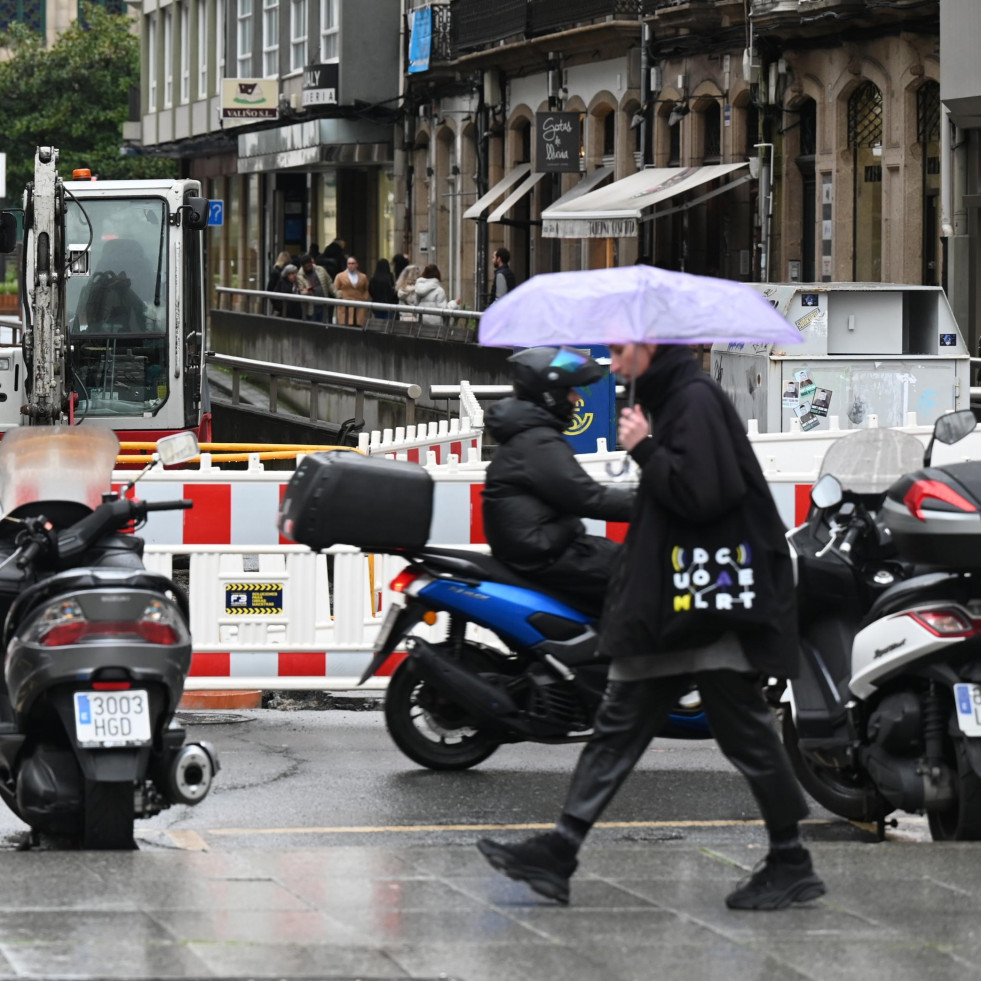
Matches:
[509,346,607,423]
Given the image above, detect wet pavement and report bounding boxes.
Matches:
[0,710,975,979]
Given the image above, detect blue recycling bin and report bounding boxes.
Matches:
[562,345,616,453]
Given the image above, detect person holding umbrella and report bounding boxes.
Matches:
[476,267,824,911]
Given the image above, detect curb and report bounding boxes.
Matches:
[179,689,263,710]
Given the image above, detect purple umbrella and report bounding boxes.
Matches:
[478,265,803,349]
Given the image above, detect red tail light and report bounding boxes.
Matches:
[41,620,179,647]
[91,681,132,691]
[903,479,978,522]
[907,609,977,638]
[390,569,421,594]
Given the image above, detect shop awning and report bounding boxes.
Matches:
[463,163,532,220]
[487,171,546,223]
[541,163,750,239]
[548,164,614,209]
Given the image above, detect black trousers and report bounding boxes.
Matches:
[562,671,809,834]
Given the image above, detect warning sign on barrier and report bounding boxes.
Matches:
[225,582,284,615]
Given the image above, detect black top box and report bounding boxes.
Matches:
[279,451,434,551]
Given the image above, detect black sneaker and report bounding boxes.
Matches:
[477,833,578,905]
[725,849,826,911]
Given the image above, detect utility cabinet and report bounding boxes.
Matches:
[711,283,970,433]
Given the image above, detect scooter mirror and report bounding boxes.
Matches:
[810,473,843,510]
[933,409,977,447]
[157,431,200,467]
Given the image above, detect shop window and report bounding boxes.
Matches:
[262,0,279,77]
[848,81,883,281]
[918,81,941,285]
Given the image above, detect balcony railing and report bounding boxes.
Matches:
[452,0,527,53]
[431,2,453,62]
[529,0,646,35]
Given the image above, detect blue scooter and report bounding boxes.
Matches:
[358,546,712,770]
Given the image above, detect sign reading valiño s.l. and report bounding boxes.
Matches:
[221,79,278,118]
[302,62,339,108]
[535,112,581,173]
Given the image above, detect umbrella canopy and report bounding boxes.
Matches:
[479,266,803,349]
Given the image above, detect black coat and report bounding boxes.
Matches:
[483,398,634,575]
[600,346,799,678]
[274,277,303,320]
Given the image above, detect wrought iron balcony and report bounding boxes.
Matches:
[452,0,527,54]
[751,0,935,32]
[528,0,647,35]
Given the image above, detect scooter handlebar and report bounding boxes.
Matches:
[135,499,194,515]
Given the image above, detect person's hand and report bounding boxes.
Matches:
[619,405,650,452]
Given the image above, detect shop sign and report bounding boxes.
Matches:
[302,63,339,108]
[535,112,580,173]
[408,6,432,74]
[221,79,278,119]
[542,217,638,239]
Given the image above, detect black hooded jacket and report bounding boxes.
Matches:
[598,346,798,678]
[483,398,634,573]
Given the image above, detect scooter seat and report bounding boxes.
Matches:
[861,571,963,629]
[414,546,599,619]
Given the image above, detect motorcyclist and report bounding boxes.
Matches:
[482,347,634,615]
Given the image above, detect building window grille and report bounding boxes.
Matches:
[0,0,44,33]
[847,81,882,149]
[319,0,338,61]
[848,81,883,281]
[179,2,190,103]
[918,80,941,286]
[702,101,721,162]
[147,13,157,111]
[237,0,253,76]
[917,80,940,145]
[262,0,278,77]
[163,6,173,108]
[290,0,306,71]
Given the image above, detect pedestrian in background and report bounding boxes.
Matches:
[369,258,398,320]
[266,250,292,314]
[478,343,825,912]
[392,253,410,282]
[489,247,515,304]
[321,238,347,280]
[273,264,303,320]
[297,252,337,323]
[334,256,370,325]
[396,264,422,320]
[415,263,460,326]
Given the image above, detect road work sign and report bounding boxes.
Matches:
[225,583,284,615]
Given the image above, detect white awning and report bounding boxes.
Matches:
[541,163,750,239]
[547,164,614,210]
[463,163,532,220]
[487,171,546,223]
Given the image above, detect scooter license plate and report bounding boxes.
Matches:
[73,690,152,747]
[373,601,405,654]
[954,684,981,737]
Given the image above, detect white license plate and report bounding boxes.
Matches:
[954,684,981,737]
[73,690,152,747]
[373,601,405,654]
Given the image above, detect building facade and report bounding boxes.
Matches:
[136,0,400,296]
[403,0,941,309]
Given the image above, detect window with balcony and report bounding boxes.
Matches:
[179,2,190,103]
[237,0,253,76]
[320,0,338,61]
[262,0,279,76]
[290,0,307,72]
[848,81,883,282]
[197,0,208,98]
[163,7,173,108]
[147,13,157,111]
[215,0,226,94]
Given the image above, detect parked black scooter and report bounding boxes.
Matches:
[0,427,218,849]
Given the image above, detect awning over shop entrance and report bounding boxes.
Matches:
[487,171,546,223]
[463,163,532,220]
[541,163,750,238]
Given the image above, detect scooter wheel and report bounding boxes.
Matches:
[80,779,135,850]
[384,660,500,771]
[782,709,890,823]
[928,738,981,841]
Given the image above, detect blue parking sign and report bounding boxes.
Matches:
[208,200,224,226]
